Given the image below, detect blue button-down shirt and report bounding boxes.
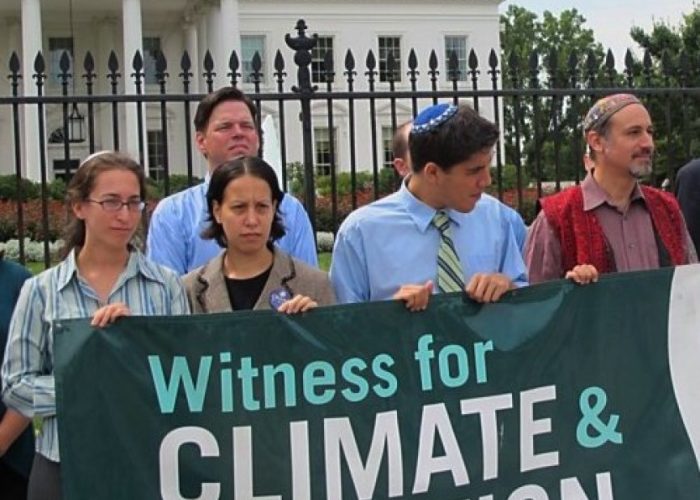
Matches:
[330,183,528,303]
[1,250,190,462]
[146,179,318,274]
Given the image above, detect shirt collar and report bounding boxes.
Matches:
[56,248,159,292]
[581,171,644,212]
[397,178,460,232]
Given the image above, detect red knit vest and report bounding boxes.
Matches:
[540,185,686,275]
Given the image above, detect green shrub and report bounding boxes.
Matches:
[48,178,67,200]
[146,175,202,199]
[493,164,531,192]
[287,162,305,197]
[0,175,40,201]
[316,171,391,197]
[169,174,201,194]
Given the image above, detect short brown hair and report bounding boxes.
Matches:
[392,121,412,161]
[193,87,258,132]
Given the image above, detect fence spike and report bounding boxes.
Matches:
[488,49,498,70]
[344,49,355,72]
[34,51,45,75]
[155,50,167,74]
[428,50,438,71]
[228,50,240,73]
[604,49,615,71]
[9,51,20,74]
[108,51,120,74]
[203,50,214,72]
[132,50,143,72]
[59,51,71,74]
[468,49,478,71]
[274,50,285,72]
[365,50,376,70]
[408,49,417,70]
[180,50,191,72]
[83,52,95,74]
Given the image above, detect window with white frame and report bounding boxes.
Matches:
[147,130,166,180]
[312,36,334,83]
[142,37,162,85]
[382,126,394,169]
[444,36,468,81]
[314,127,337,176]
[49,37,74,86]
[378,36,401,82]
[241,35,266,84]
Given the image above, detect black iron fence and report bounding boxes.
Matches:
[2,19,700,265]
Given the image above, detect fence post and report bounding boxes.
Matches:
[285,19,318,232]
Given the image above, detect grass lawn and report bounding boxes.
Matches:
[318,252,331,272]
[27,261,50,275]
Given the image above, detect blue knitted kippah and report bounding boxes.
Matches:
[411,103,458,135]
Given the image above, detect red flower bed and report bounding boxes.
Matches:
[0,200,71,241]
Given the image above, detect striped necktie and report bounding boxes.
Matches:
[432,210,465,293]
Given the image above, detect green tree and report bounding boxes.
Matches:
[630,9,700,185]
[500,6,608,184]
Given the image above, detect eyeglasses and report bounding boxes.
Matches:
[86,198,145,213]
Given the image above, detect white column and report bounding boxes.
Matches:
[0,19,16,175]
[206,1,224,88]
[97,17,118,150]
[122,0,144,163]
[7,17,21,60]
[21,0,43,181]
[183,17,200,94]
[196,6,208,91]
[219,0,241,87]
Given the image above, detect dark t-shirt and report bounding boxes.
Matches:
[676,159,700,252]
[0,258,33,478]
[224,266,273,310]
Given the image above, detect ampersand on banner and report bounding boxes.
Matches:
[576,386,624,448]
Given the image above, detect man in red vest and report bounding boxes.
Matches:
[525,93,697,284]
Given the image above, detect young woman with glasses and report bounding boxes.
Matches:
[1,151,189,500]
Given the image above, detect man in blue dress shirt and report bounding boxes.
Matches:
[330,103,527,309]
[147,87,318,274]
[391,118,527,253]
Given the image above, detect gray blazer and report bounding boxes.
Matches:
[182,249,336,313]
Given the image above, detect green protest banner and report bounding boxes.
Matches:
[55,265,700,499]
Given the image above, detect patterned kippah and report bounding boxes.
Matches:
[583,93,641,133]
[412,103,458,135]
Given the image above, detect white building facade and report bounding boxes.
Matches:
[0,0,503,184]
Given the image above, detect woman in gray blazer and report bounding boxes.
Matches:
[183,156,335,313]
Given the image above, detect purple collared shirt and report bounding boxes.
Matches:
[525,173,697,284]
